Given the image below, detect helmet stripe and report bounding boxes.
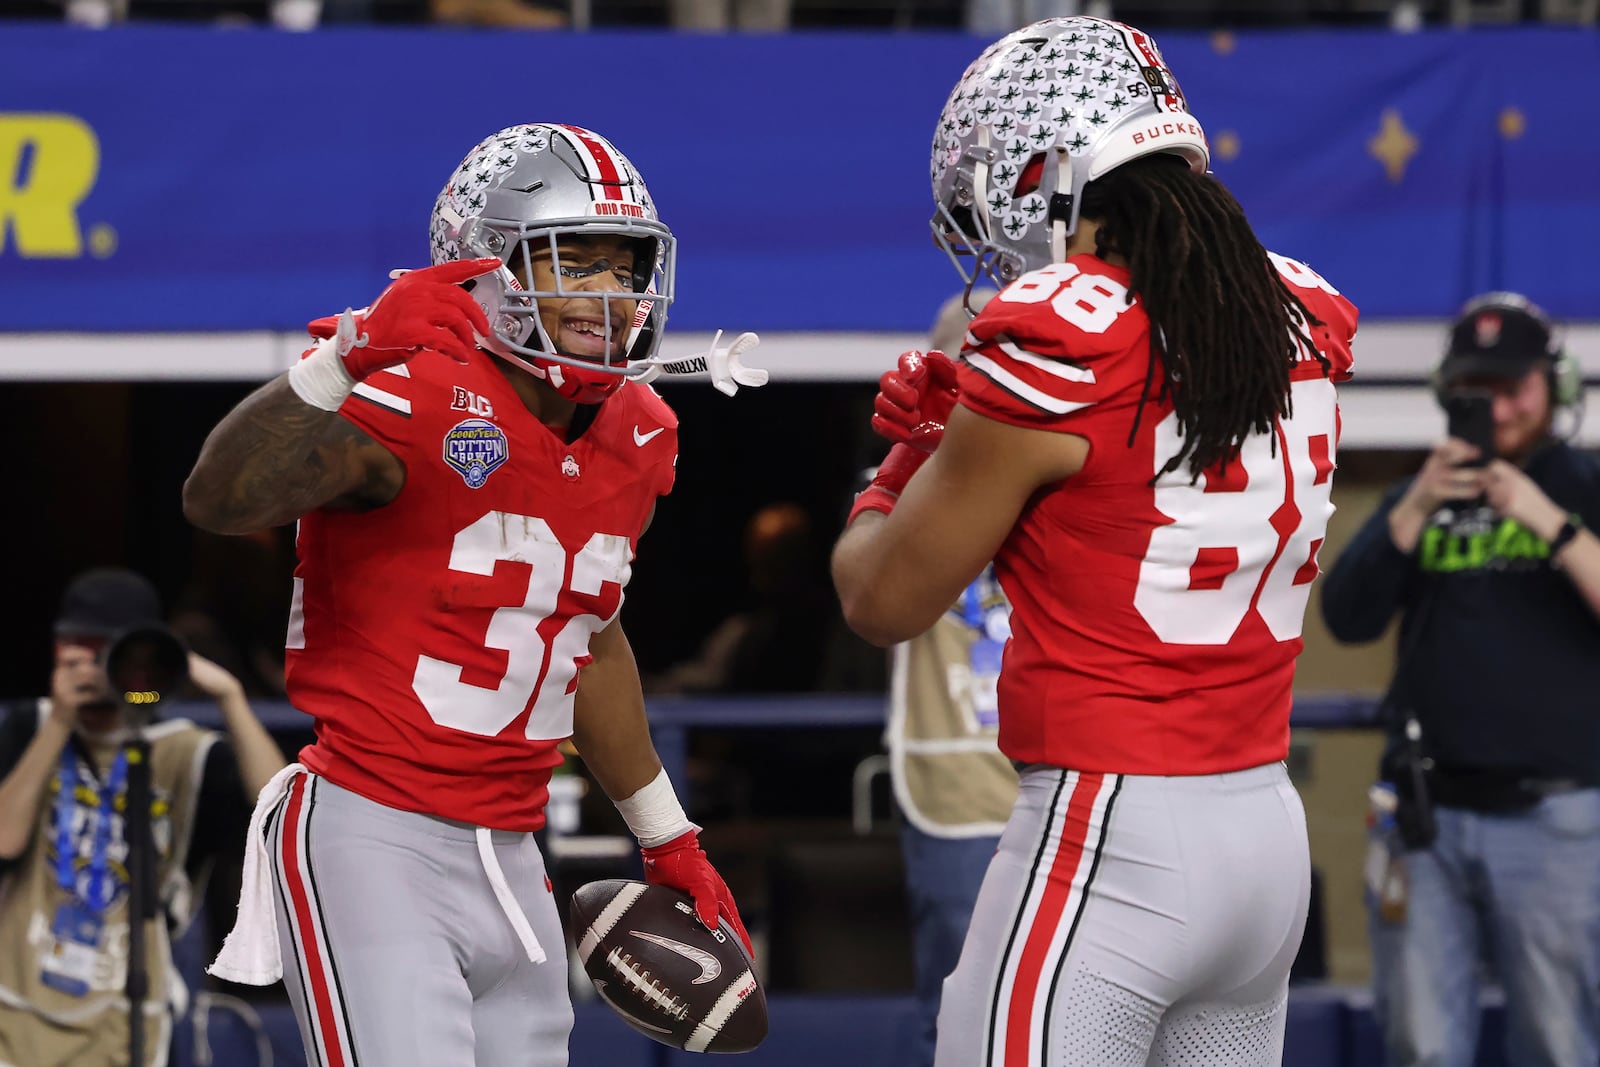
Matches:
[1122,26,1183,114]
[556,124,626,202]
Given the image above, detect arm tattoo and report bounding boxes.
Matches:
[184,376,403,533]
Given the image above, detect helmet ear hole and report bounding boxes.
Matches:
[942,204,979,247]
[1015,155,1045,198]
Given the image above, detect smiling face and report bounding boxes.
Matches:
[513,233,645,363]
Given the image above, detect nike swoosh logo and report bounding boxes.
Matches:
[629,930,722,984]
[633,425,665,447]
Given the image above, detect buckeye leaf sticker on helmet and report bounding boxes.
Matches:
[930,17,1209,291]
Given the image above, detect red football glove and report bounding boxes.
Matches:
[847,443,930,525]
[641,829,754,957]
[310,258,500,378]
[871,349,960,453]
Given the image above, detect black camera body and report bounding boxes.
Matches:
[101,624,189,713]
[1444,389,1495,467]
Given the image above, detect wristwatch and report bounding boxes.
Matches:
[1549,512,1584,557]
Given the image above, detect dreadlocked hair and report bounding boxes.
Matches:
[1075,154,1328,483]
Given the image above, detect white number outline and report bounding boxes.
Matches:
[998,262,1133,335]
[412,511,632,739]
[1133,376,1337,645]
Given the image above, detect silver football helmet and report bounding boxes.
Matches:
[430,123,675,403]
[931,17,1209,294]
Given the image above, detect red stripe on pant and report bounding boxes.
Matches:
[281,775,348,1067]
[1004,771,1103,1067]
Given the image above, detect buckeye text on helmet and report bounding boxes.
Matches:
[930,17,1208,283]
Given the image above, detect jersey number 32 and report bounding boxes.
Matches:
[413,511,631,739]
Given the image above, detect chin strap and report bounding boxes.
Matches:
[1049,147,1074,264]
[632,329,768,397]
[388,259,764,397]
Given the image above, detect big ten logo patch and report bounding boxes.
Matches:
[0,113,114,259]
[451,385,495,419]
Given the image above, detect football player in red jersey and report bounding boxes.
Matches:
[833,19,1358,1067]
[183,124,750,1067]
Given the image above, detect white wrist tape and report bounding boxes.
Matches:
[615,768,696,848]
[287,333,357,412]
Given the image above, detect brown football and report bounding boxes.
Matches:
[570,879,767,1053]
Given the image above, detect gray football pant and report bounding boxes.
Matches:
[934,764,1308,1066]
[267,773,572,1067]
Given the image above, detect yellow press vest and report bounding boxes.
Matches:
[888,570,1019,837]
[0,703,214,1067]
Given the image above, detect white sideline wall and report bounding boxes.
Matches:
[4,322,1599,450]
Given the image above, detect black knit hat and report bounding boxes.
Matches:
[54,567,162,638]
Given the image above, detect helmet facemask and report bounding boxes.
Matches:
[932,134,1076,312]
[455,216,674,402]
[429,123,677,404]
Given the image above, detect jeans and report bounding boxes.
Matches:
[1369,790,1600,1067]
[900,823,999,1067]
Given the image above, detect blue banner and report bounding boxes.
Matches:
[1,24,1595,332]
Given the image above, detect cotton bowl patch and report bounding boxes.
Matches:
[443,418,508,489]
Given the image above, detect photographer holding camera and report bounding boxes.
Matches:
[1321,293,1600,1067]
[0,567,286,1067]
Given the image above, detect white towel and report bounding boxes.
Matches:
[208,763,304,985]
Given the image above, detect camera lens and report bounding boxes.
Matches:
[103,626,189,706]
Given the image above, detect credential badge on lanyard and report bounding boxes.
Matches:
[41,745,128,997]
[959,569,1011,729]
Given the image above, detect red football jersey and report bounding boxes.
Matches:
[285,350,677,830]
[957,251,1357,776]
